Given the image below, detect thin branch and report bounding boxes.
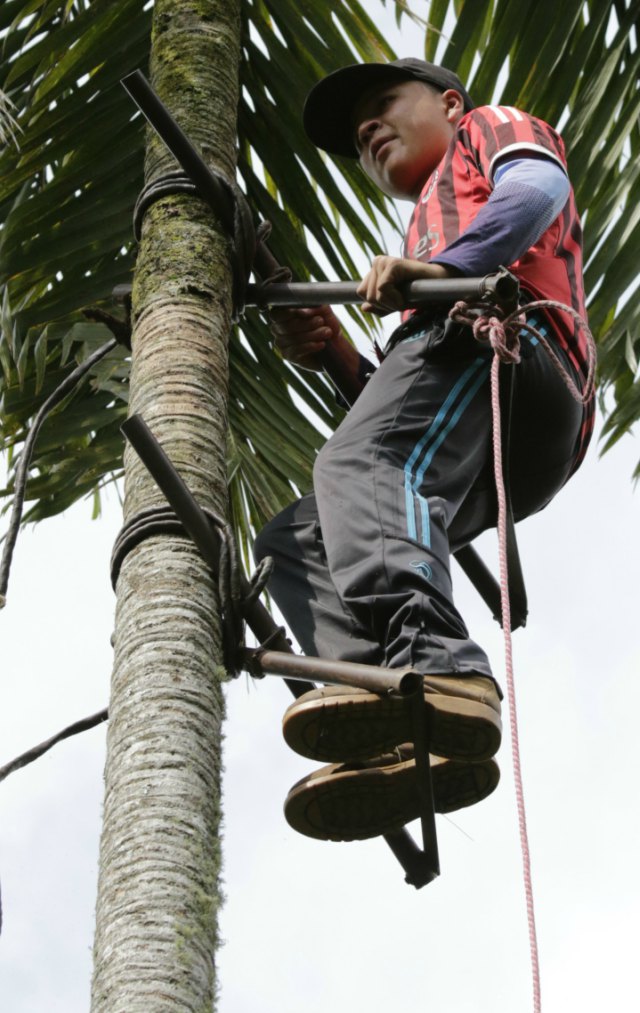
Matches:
[0,708,108,784]
[0,338,117,608]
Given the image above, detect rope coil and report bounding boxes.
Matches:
[133,168,261,317]
[450,297,597,401]
[111,504,272,677]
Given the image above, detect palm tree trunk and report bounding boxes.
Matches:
[91,2,240,1009]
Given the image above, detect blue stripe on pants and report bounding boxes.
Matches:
[404,356,490,544]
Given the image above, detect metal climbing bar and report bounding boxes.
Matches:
[243,646,440,883]
[114,272,520,312]
[244,274,519,308]
[122,70,235,237]
[121,414,308,697]
[244,649,422,696]
[122,413,441,887]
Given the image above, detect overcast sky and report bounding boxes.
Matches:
[1,406,638,1013]
[2,5,639,1013]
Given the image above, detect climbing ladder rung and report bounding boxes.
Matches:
[244,648,421,696]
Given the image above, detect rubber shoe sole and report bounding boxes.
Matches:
[284,750,500,841]
[282,674,502,764]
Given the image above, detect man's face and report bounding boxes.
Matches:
[353,79,461,200]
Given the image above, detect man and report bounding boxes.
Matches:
[255,59,593,842]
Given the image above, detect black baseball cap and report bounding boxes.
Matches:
[303,58,475,158]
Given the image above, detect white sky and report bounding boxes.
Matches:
[1,5,639,1013]
[1,408,638,1013]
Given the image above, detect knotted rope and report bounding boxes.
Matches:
[449,298,596,1013]
[452,298,597,403]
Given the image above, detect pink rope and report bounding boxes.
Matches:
[449,298,597,1013]
[490,349,542,1012]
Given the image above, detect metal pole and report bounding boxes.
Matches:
[114,270,520,312]
[121,414,311,696]
[245,273,519,309]
[121,70,235,236]
[121,71,278,283]
[245,649,422,696]
[384,828,438,889]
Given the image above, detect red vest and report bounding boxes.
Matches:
[403,105,594,465]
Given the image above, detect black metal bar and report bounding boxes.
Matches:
[121,415,220,572]
[245,273,519,309]
[113,270,519,311]
[454,543,526,630]
[121,71,280,283]
[383,828,438,889]
[121,70,235,236]
[409,690,440,882]
[121,414,312,697]
[245,650,422,695]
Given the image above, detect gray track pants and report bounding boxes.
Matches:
[254,316,585,679]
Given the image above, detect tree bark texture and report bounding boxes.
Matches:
[92,2,241,1010]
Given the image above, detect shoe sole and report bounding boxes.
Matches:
[285,757,500,841]
[283,689,501,764]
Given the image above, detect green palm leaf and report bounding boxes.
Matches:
[1,0,638,556]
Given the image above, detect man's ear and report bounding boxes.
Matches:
[441,89,465,123]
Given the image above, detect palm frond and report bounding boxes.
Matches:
[1,0,639,554]
[0,0,405,548]
[0,87,19,147]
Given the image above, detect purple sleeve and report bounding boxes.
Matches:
[431,157,570,276]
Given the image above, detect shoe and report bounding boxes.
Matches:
[284,746,500,841]
[282,674,501,764]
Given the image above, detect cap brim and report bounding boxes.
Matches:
[303,64,418,159]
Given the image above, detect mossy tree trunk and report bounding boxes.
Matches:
[91,2,240,1009]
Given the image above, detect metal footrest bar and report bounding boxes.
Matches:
[122,413,441,887]
[247,647,440,886]
[244,648,421,696]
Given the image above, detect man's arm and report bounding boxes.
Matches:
[269,306,376,402]
[270,260,454,383]
[354,157,569,315]
[430,155,570,277]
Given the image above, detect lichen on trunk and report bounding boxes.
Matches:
[91,2,241,1010]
